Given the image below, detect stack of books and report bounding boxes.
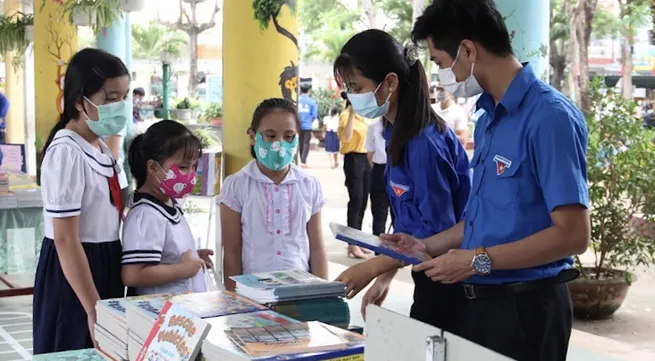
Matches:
[0,191,17,209]
[124,291,266,360]
[231,270,346,304]
[269,298,350,329]
[12,186,42,208]
[203,319,364,361]
[0,172,8,192]
[95,299,129,361]
[134,301,212,361]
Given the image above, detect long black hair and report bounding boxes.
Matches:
[128,120,202,189]
[334,29,445,166]
[40,48,130,164]
[248,98,300,158]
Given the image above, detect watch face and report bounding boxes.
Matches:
[473,254,492,275]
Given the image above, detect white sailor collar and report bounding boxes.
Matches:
[128,191,183,225]
[242,159,308,185]
[50,129,116,178]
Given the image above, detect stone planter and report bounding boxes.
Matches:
[568,268,631,320]
[211,117,222,126]
[24,25,34,42]
[175,109,192,121]
[120,0,146,12]
[72,9,95,27]
[160,51,176,65]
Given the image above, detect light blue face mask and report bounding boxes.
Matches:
[347,82,392,119]
[84,96,129,136]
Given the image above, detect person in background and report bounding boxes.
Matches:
[132,87,145,125]
[104,128,129,207]
[219,98,328,291]
[338,93,372,259]
[0,92,9,144]
[366,117,392,236]
[298,85,318,167]
[33,48,129,353]
[432,85,469,146]
[323,106,341,169]
[333,29,471,331]
[400,1,590,360]
[121,120,212,296]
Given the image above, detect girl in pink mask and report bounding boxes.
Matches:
[121,120,213,296]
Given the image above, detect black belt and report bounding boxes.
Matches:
[462,268,580,300]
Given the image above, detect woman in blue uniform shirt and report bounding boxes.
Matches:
[335,29,471,331]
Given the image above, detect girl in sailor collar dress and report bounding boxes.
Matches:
[121,120,212,296]
[219,98,329,291]
[33,49,131,354]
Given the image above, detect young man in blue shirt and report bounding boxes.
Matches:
[386,1,591,360]
[297,85,318,167]
[0,92,9,144]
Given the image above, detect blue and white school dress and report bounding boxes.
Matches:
[33,129,125,354]
[121,192,206,296]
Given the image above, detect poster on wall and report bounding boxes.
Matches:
[0,144,26,173]
[206,74,223,104]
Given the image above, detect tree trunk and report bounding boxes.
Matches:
[272,16,298,48]
[361,0,376,29]
[412,0,425,24]
[188,31,198,96]
[568,0,582,108]
[622,35,634,99]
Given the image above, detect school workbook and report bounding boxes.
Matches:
[135,301,212,361]
[231,270,346,304]
[329,222,432,265]
[170,291,266,318]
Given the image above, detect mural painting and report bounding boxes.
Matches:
[253,0,299,104]
[45,14,72,115]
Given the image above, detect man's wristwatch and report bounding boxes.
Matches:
[471,247,492,276]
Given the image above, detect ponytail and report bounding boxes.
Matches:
[128,134,147,188]
[39,114,73,167]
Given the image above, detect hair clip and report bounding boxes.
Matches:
[404,42,419,66]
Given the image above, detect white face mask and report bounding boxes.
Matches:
[437,46,483,98]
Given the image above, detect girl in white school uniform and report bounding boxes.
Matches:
[121,120,213,296]
[220,98,329,291]
[33,48,130,354]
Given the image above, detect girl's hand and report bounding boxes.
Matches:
[87,311,98,348]
[180,250,204,278]
[361,278,391,320]
[197,249,215,269]
[335,262,377,299]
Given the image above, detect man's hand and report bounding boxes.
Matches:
[413,249,476,283]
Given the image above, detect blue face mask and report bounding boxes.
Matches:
[347,82,392,119]
[84,96,129,136]
[254,132,298,171]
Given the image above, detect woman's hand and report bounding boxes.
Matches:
[197,249,215,269]
[335,261,378,299]
[380,233,427,253]
[361,277,391,320]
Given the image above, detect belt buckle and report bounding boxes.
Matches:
[463,284,477,300]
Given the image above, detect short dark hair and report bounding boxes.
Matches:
[249,98,301,158]
[128,120,202,188]
[133,87,145,97]
[300,85,311,94]
[412,0,512,59]
[334,29,445,166]
[330,106,339,117]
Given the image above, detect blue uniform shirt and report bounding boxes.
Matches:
[0,93,9,130]
[384,123,471,239]
[463,64,589,285]
[298,94,318,131]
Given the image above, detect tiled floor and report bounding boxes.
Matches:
[0,311,32,360]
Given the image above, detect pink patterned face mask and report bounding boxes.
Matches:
[157,163,197,199]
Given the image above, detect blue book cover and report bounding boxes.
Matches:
[329,222,431,265]
[230,270,332,290]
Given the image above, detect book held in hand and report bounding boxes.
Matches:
[231,270,346,304]
[329,222,431,265]
[135,301,212,361]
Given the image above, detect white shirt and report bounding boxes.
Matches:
[365,118,387,165]
[433,103,468,132]
[121,192,206,295]
[324,115,339,132]
[217,160,326,275]
[41,129,120,243]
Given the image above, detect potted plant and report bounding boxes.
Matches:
[0,13,34,69]
[201,102,222,126]
[119,0,146,12]
[57,0,122,34]
[173,97,193,121]
[568,78,655,320]
[160,34,185,65]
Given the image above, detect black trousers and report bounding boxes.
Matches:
[343,153,371,230]
[299,129,312,164]
[370,163,393,236]
[0,129,5,144]
[458,283,573,361]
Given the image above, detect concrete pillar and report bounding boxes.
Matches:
[223,0,299,175]
[495,0,550,82]
[124,13,133,139]
[3,0,26,144]
[33,0,77,144]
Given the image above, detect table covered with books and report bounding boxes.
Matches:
[34,270,363,361]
